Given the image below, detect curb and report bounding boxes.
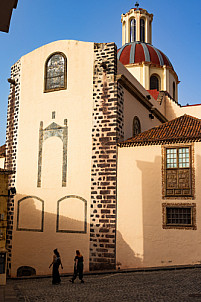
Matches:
[8,263,201,280]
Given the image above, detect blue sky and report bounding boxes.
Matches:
[0,0,201,145]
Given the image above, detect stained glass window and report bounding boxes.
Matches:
[45,53,67,92]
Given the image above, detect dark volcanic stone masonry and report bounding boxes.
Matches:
[5,59,21,275]
[90,43,124,270]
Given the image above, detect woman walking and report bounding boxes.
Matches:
[49,248,63,285]
[70,250,84,283]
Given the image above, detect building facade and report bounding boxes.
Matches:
[2,4,201,277]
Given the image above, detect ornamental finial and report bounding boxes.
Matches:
[135,1,139,10]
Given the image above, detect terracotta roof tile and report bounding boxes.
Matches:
[120,115,201,147]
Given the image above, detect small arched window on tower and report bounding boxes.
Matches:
[123,21,126,44]
[150,75,160,91]
[140,18,145,42]
[44,52,67,92]
[173,81,176,100]
[130,19,136,42]
[133,116,141,137]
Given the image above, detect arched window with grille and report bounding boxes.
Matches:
[44,52,67,92]
[133,116,141,137]
[173,81,176,100]
[140,19,145,42]
[130,19,136,42]
[150,75,160,91]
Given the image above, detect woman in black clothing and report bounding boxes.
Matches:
[70,250,84,283]
[49,249,63,285]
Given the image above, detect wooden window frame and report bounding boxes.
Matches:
[44,52,67,93]
[164,146,193,198]
[162,203,196,230]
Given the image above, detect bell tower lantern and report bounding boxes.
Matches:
[121,2,153,45]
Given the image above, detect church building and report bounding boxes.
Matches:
[2,3,201,277]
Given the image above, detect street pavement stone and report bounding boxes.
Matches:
[4,268,201,302]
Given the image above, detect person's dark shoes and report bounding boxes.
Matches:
[69,279,74,283]
[81,280,84,283]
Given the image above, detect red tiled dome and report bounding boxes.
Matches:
[117,42,173,69]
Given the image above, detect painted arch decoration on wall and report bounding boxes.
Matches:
[17,196,44,232]
[56,195,87,234]
[37,119,68,187]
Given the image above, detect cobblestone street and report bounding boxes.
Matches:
[3,268,201,302]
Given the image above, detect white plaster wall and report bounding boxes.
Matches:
[123,89,162,139]
[0,157,5,169]
[126,65,141,84]
[117,61,164,140]
[11,40,94,277]
[180,104,201,119]
[117,142,201,269]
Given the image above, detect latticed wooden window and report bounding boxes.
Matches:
[45,53,67,92]
[165,146,192,197]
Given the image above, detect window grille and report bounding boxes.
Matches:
[166,207,192,225]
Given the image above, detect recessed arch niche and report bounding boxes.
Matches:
[57,195,87,233]
[17,196,44,232]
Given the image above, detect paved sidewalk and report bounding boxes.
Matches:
[1,267,201,301]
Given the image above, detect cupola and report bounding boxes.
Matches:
[118,2,180,103]
[121,2,153,45]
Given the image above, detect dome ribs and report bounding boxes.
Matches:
[118,42,173,68]
[146,44,160,65]
[119,44,132,65]
[135,43,145,63]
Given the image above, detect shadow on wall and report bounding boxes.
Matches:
[116,230,142,269]
[136,153,201,267]
[137,156,161,267]
[13,194,89,277]
[13,195,143,276]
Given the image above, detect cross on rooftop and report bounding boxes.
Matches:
[135,1,139,9]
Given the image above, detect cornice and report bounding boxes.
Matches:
[116,74,167,123]
[118,137,201,148]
